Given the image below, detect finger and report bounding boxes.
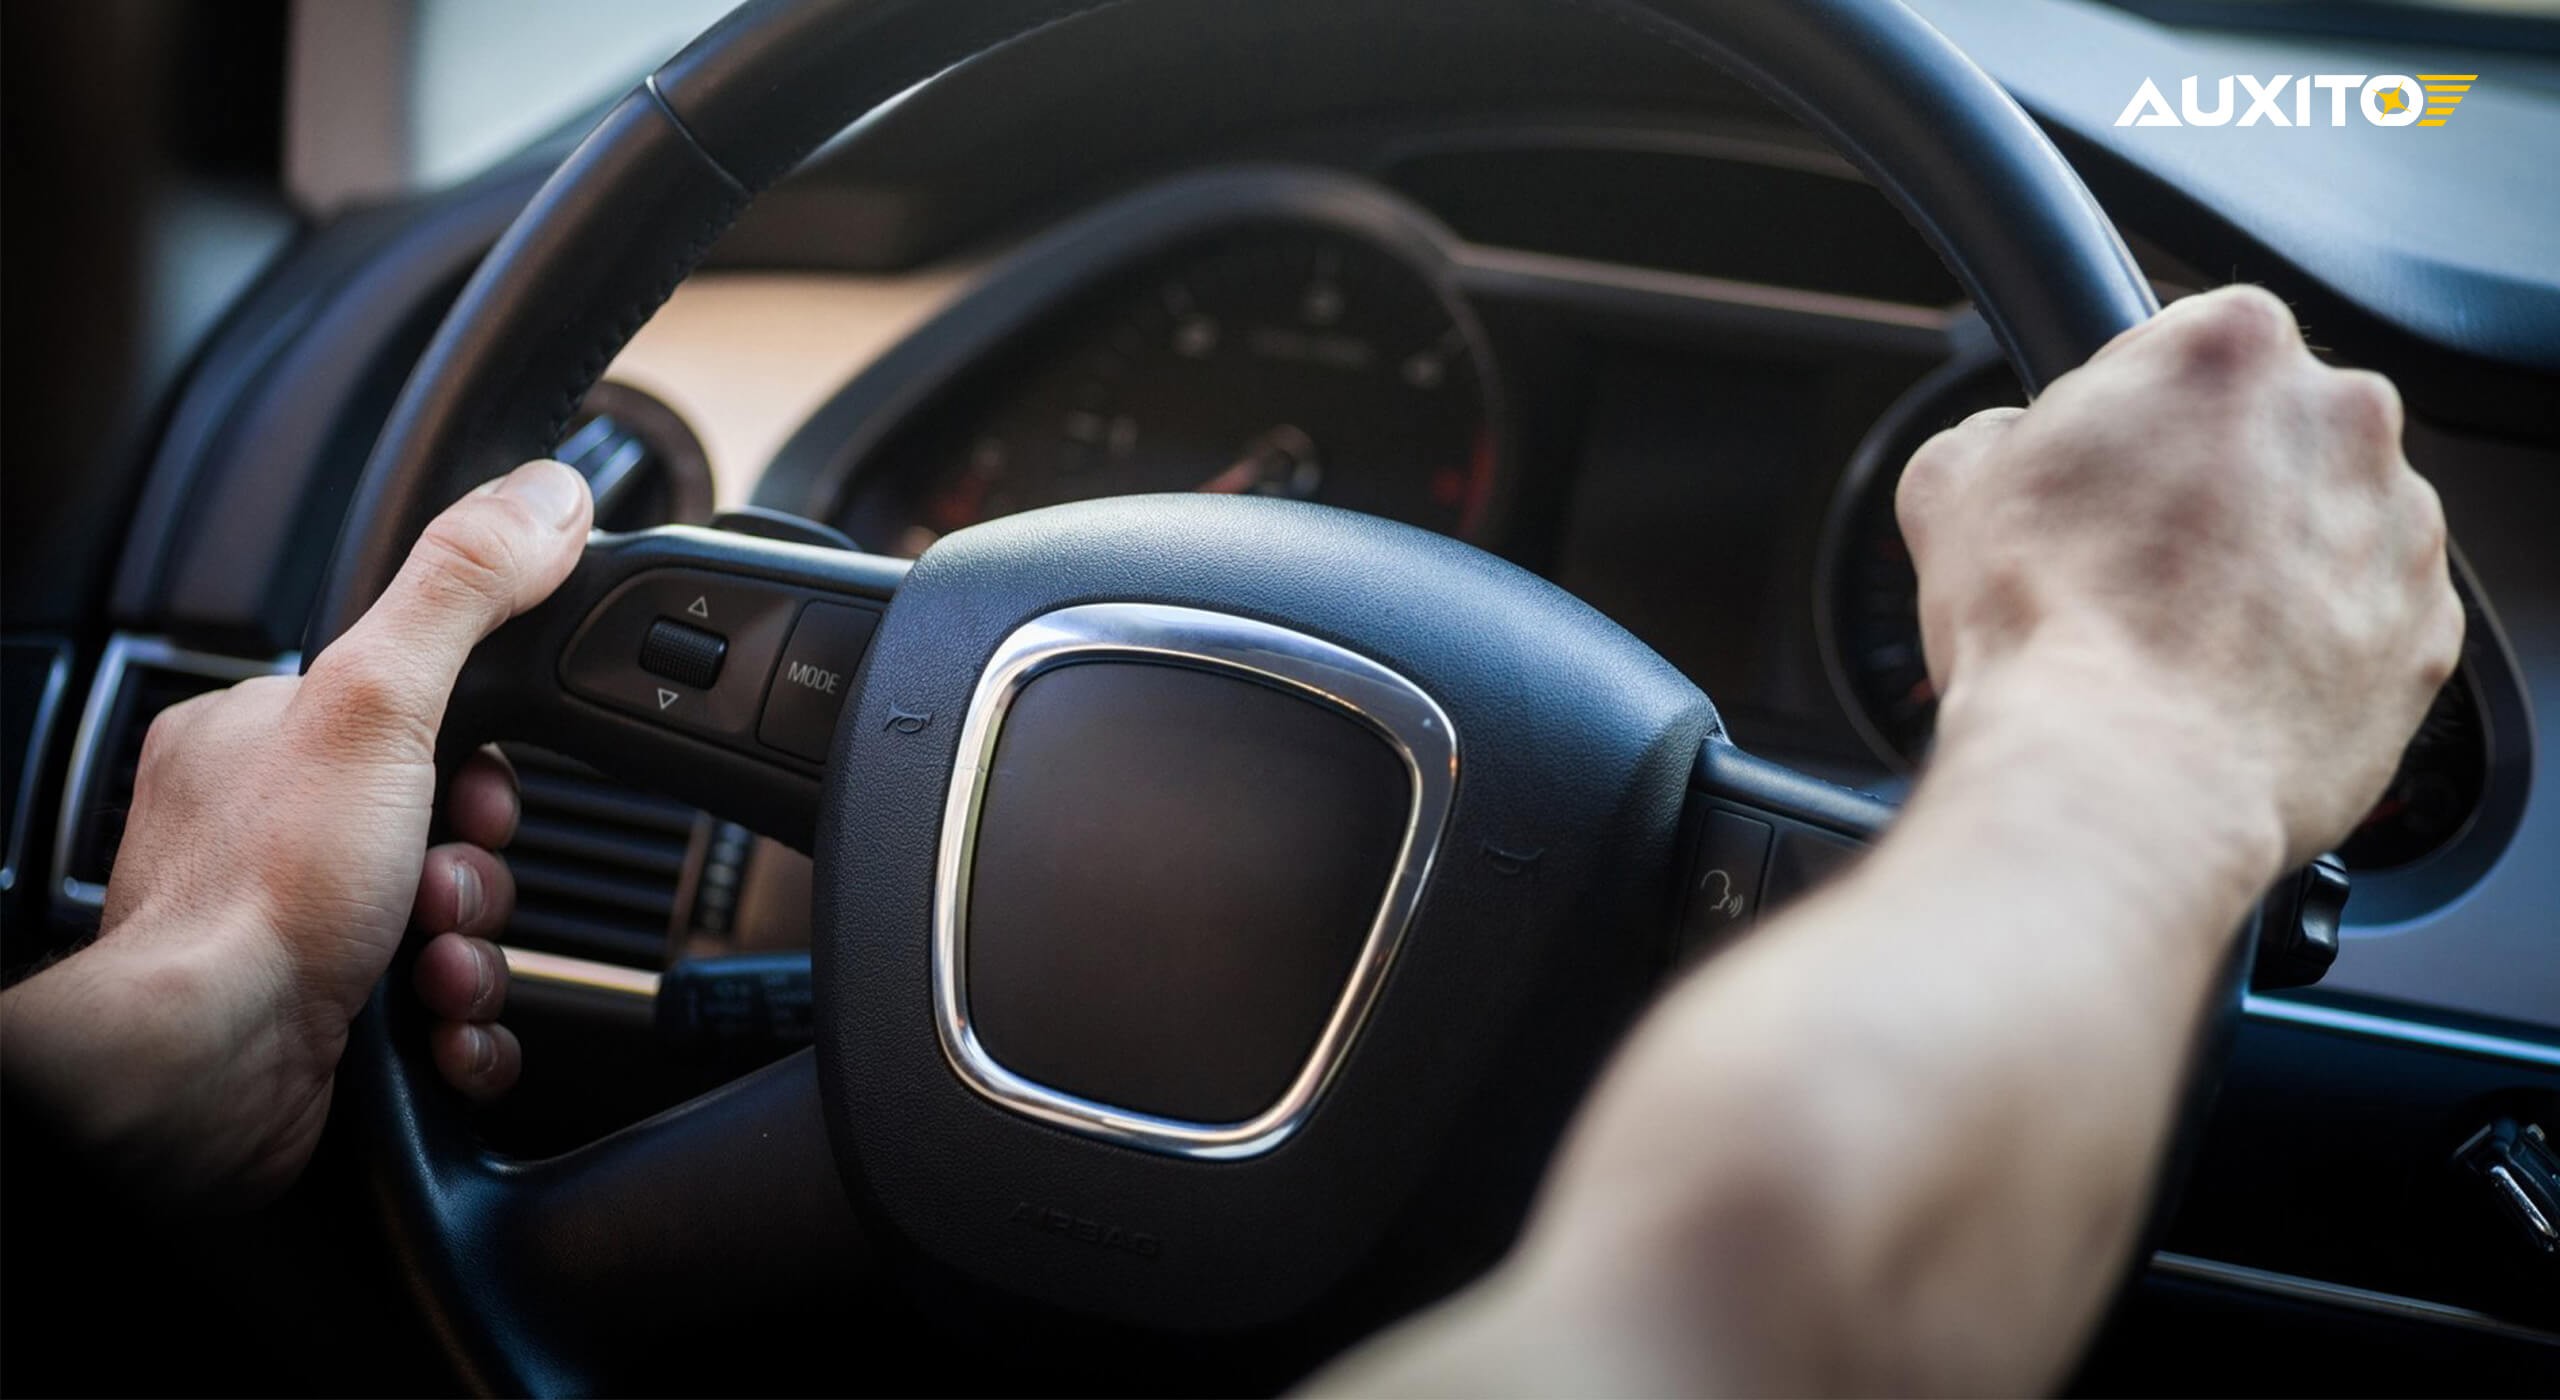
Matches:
[1896,406,2021,552]
[1901,405,2024,496]
[445,745,521,850]
[302,459,591,754]
[2423,579,2468,694]
[2324,368,2407,472]
[2086,284,2232,365]
[430,1020,522,1101]
[2087,283,2298,367]
[2133,285,2308,385]
[414,931,510,1023]
[412,843,516,940]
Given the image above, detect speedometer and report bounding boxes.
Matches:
[840,226,1502,556]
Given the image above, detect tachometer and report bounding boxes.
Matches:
[839,225,1501,555]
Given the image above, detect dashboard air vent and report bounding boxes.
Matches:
[50,643,722,974]
[498,744,699,969]
[54,637,295,911]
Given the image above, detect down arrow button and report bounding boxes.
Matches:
[757,601,883,763]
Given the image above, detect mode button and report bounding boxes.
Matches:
[758,602,881,762]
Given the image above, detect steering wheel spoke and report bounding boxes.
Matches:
[1673,739,1898,958]
[353,995,866,1392]
[442,525,906,850]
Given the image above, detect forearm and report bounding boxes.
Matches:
[0,919,327,1205]
[1318,654,2285,1395]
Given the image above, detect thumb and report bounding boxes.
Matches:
[304,459,591,755]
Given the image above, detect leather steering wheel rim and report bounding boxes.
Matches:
[314,2,2159,1392]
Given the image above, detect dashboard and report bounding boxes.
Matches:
[8,0,2557,1383]
[630,159,2537,954]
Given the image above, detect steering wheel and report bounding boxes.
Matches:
[314,1,2159,1391]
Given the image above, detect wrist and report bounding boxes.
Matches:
[1923,640,2289,925]
[1,913,323,1203]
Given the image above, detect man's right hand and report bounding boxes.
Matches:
[1313,287,2464,1397]
[1897,284,2464,869]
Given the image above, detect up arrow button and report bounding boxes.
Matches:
[687,595,711,619]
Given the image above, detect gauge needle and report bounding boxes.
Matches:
[1196,456,1266,495]
[1198,425,1321,500]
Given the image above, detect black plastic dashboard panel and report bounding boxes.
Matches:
[1383,138,1966,307]
[2168,1015,2560,1340]
[2304,422,2560,1034]
[107,158,550,655]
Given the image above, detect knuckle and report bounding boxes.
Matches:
[1893,457,1945,540]
[135,695,206,771]
[1897,408,2022,535]
[2329,368,2405,446]
[1901,417,1990,497]
[411,509,525,618]
[2419,641,2460,692]
[2393,471,2451,564]
[1897,442,1948,503]
[2419,602,2464,690]
[2410,479,2450,557]
[2437,590,2469,670]
[2164,285,2299,371]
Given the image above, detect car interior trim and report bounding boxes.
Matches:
[52,636,302,911]
[109,160,561,652]
[500,945,665,1000]
[1,641,72,896]
[930,602,1458,1161]
[2241,993,2560,1073]
[603,265,981,501]
[2150,1250,2560,1349]
[1450,241,1958,336]
[1376,120,1868,187]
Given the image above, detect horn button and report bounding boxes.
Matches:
[818,495,1709,1330]
[932,604,1454,1157]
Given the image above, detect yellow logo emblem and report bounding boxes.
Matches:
[2416,74,2475,127]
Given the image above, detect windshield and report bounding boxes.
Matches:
[2094,0,2560,46]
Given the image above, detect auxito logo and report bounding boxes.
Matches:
[2116,73,2474,128]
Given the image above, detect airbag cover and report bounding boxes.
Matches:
[965,659,1409,1125]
